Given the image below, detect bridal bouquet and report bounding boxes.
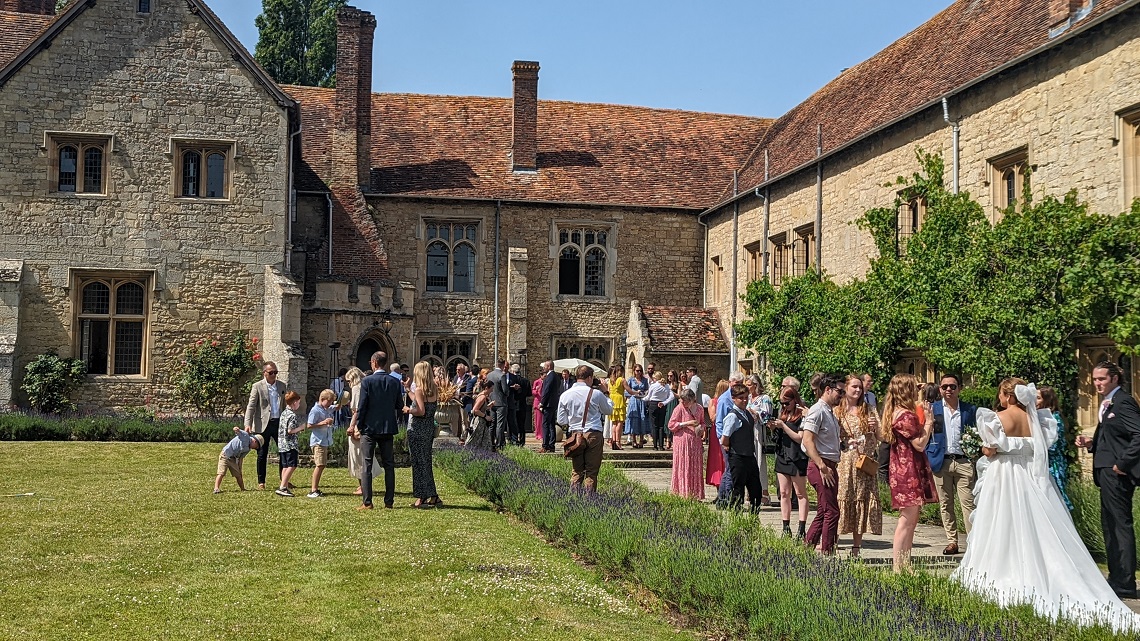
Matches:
[959,423,983,459]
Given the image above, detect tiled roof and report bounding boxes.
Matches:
[722,0,1137,204]
[286,85,771,209]
[641,305,729,354]
[0,10,55,70]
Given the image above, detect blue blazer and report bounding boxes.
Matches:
[355,371,404,436]
[925,399,978,473]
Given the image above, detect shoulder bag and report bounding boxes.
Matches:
[563,389,593,458]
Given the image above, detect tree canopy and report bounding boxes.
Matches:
[736,150,1140,412]
[254,0,345,88]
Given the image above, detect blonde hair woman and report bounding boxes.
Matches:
[344,366,368,495]
[880,374,937,572]
[404,361,441,508]
[834,374,882,557]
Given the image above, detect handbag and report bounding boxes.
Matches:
[855,453,879,477]
[562,389,593,458]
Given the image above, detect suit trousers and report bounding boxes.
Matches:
[569,431,604,492]
[541,407,558,451]
[715,449,735,507]
[728,453,762,511]
[493,405,509,450]
[1098,467,1138,596]
[806,459,840,554]
[934,456,976,545]
[360,434,395,508]
[650,404,667,450]
[510,405,527,446]
[255,418,280,485]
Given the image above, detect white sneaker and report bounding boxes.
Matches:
[307,490,323,499]
[274,487,293,497]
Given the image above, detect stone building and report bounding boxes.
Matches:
[0,0,307,410]
[700,0,1140,428]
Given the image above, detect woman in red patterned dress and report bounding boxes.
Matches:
[880,374,937,573]
[668,388,706,499]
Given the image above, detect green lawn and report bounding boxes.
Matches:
[0,442,692,641]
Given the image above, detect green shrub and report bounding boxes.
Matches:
[173,332,261,417]
[959,385,997,410]
[21,353,87,414]
[0,413,237,444]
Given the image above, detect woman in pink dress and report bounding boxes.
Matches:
[879,373,937,572]
[706,379,728,488]
[669,388,706,499]
[531,377,544,443]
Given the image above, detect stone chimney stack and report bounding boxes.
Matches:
[334,6,376,188]
[1049,0,1083,27]
[0,0,55,14]
[511,61,540,173]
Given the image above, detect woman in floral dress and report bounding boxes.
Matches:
[880,374,937,572]
[625,364,650,448]
[835,374,882,557]
[1037,386,1073,510]
[668,388,705,499]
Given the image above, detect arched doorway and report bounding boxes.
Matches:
[355,331,396,372]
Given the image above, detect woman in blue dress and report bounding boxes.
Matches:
[625,363,651,449]
[1037,386,1073,510]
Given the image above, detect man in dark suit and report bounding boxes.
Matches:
[350,351,404,510]
[501,363,524,447]
[925,373,978,556]
[539,361,561,452]
[486,359,506,450]
[1077,360,1140,598]
[509,364,531,447]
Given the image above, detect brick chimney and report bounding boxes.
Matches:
[1049,0,1083,27]
[334,6,376,189]
[511,61,540,172]
[0,0,55,14]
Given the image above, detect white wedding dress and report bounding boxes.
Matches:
[952,384,1140,632]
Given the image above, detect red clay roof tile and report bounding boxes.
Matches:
[641,305,729,354]
[0,10,55,70]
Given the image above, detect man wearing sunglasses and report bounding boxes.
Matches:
[245,361,287,490]
[925,373,978,556]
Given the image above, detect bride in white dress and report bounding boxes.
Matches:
[952,378,1140,632]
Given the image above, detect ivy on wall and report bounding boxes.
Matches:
[736,150,1140,419]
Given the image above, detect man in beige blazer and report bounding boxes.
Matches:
[245,361,286,489]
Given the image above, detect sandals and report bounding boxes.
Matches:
[413,499,435,509]
[427,496,444,507]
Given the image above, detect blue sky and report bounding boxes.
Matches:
[212,0,947,118]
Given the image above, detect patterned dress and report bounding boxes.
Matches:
[1048,410,1074,510]
[625,376,650,436]
[669,401,705,499]
[889,410,938,509]
[408,400,438,500]
[836,411,883,535]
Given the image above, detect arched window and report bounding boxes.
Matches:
[426,241,449,291]
[558,247,580,295]
[177,142,231,199]
[424,222,479,293]
[1003,169,1016,208]
[416,337,473,377]
[83,146,104,193]
[555,225,610,297]
[76,276,149,376]
[58,145,78,192]
[553,338,614,369]
[205,153,226,198]
[181,150,201,197]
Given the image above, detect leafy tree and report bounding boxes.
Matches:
[22,353,87,414]
[254,0,346,88]
[174,333,261,418]
[737,149,1140,428]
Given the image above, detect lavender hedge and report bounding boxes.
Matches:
[436,445,1130,640]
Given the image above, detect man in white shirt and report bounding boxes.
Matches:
[802,373,845,555]
[556,365,614,492]
[686,366,703,399]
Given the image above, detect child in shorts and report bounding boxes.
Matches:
[275,391,305,497]
[214,427,263,493]
[306,389,337,498]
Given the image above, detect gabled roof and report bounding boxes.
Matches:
[0,10,56,70]
[0,0,296,111]
[640,305,729,354]
[717,0,1138,207]
[286,85,771,209]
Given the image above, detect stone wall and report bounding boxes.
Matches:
[0,1,293,411]
[708,8,1140,384]
[361,197,704,378]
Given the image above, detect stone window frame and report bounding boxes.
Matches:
[744,241,764,283]
[419,216,483,298]
[69,269,154,380]
[422,219,480,295]
[989,146,1029,217]
[1120,105,1140,209]
[171,138,235,201]
[896,188,926,256]
[415,334,477,377]
[552,336,614,369]
[550,221,617,302]
[707,255,723,305]
[768,231,789,287]
[45,132,112,196]
[138,0,152,14]
[791,223,815,278]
